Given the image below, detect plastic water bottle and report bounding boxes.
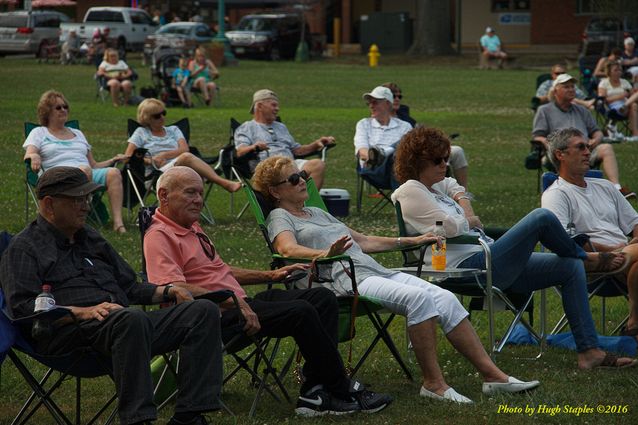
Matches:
[32,284,55,340]
[432,221,447,271]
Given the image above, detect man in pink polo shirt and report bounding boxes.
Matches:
[144,166,392,418]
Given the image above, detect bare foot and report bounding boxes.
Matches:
[222,180,242,193]
[578,348,637,369]
[583,252,627,274]
[113,224,127,234]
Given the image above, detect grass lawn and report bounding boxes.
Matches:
[1,54,638,424]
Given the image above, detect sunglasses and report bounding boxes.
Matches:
[562,142,589,152]
[55,104,69,111]
[431,156,450,165]
[152,110,167,120]
[196,232,216,260]
[274,170,309,186]
[553,71,565,76]
[394,93,403,100]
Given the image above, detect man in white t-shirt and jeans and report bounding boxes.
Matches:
[541,127,638,340]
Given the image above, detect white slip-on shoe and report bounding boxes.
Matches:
[420,386,473,404]
[482,376,540,395]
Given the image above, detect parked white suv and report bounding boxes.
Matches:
[0,10,70,56]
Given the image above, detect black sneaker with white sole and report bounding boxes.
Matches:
[295,385,359,417]
[350,380,393,414]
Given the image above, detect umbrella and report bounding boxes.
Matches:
[32,0,77,7]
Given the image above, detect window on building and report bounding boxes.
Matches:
[491,0,530,12]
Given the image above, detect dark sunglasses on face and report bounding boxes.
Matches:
[196,232,216,260]
[563,142,589,152]
[274,170,309,186]
[394,93,402,100]
[553,71,565,76]
[152,110,167,119]
[431,156,450,165]
[55,104,69,111]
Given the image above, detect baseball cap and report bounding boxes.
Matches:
[362,86,393,104]
[250,89,278,114]
[552,73,576,88]
[625,37,635,46]
[486,26,494,33]
[36,167,102,200]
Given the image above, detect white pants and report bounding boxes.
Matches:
[359,272,468,333]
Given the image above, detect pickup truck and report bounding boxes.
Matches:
[60,7,157,52]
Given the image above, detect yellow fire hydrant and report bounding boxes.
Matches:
[368,44,380,67]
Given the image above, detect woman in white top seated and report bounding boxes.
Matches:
[97,48,133,107]
[124,98,241,193]
[598,61,638,136]
[23,90,127,233]
[392,126,635,370]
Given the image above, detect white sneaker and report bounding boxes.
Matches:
[482,376,540,395]
[420,386,473,404]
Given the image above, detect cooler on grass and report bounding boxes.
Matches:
[319,188,350,217]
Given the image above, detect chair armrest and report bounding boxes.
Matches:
[295,143,335,161]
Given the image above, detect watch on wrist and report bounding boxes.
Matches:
[163,284,174,302]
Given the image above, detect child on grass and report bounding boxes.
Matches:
[172,57,192,108]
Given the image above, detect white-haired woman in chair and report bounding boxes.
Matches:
[23,90,128,233]
[124,98,241,193]
[392,126,635,370]
[252,155,541,404]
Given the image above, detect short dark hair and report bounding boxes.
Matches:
[394,127,451,184]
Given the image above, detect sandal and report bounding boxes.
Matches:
[594,352,638,369]
[584,252,631,276]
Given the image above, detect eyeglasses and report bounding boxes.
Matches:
[56,194,93,208]
[562,142,589,152]
[393,93,402,100]
[196,232,216,260]
[266,127,277,142]
[274,170,309,186]
[55,104,69,111]
[151,110,167,120]
[431,156,450,166]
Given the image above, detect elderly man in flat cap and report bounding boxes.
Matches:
[233,89,335,188]
[0,166,223,425]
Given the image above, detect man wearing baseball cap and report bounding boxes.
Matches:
[480,26,507,68]
[0,166,224,425]
[532,74,633,197]
[234,89,335,188]
[355,86,412,168]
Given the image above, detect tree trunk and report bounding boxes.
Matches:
[408,0,454,56]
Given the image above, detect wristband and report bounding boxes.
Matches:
[163,284,174,302]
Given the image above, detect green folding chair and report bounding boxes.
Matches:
[243,176,422,380]
[24,120,109,227]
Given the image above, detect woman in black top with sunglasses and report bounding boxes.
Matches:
[124,98,241,193]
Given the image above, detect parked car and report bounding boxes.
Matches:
[578,16,638,55]
[143,22,215,63]
[0,10,70,57]
[60,7,157,52]
[225,13,309,60]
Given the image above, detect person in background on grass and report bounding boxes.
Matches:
[124,98,241,194]
[0,166,224,425]
[234,89,335,188]
[144,166,393,417]
[381,82,471,191]
[542,127,638,343]
[172,57,192,108]
[535,64,594,109]
[188,48,218,106]
[532,73,634,198]
[598,61,638,136]
[621,37,638,84]
[254,155,542,405]
[23,90,128,233]
[97,48,133,107]
[479,26,507,68]
[393,126,636,372]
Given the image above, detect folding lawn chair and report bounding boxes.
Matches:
[541,171,630,336]
[124,118,217,225]
[530,73,552,112]
[243,177,417,380]
[393,201,539,360]
[23,121,109,227]
[137,207,293,417]
[593,96,632,139]
[95,68,139,104]
[0,288,118,425]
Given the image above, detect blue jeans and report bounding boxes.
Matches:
[459,208,599,352]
